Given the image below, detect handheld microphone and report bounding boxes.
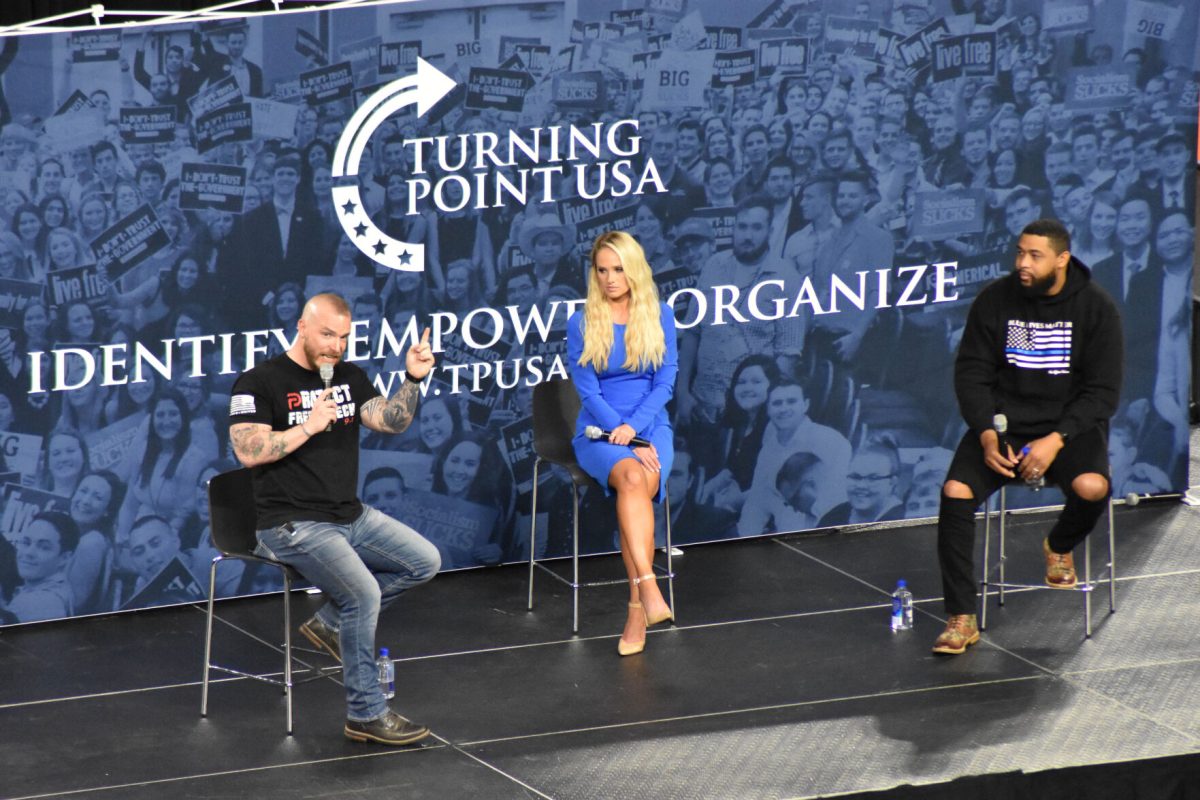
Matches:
[992,413,1009,452]
[996,413,1044,489]
[319,363,334,432]
[585,425,652,448]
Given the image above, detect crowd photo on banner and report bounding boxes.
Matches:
[0,0,1194,623]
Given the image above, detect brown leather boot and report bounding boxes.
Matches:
[1043,538,1078,589]
[931,614,980,655]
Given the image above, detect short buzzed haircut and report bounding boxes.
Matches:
[309,292,351,316]
[1022,218,1071,255]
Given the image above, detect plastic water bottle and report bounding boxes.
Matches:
[377,647,395,700]
[891,580,913,632]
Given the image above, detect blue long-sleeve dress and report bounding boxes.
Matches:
[567,303,678,501]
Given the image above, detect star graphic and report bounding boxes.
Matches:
[340,198,358,215]
[353,222,368,238]
[372,239,387,255]
[398,249,413,266]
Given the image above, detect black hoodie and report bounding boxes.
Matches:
[954,257,1123,440]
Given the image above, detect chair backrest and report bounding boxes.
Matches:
[207,469,259,558]
[531,377,581,465]
[530,377,603,490]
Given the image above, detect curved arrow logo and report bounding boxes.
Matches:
[331,57,456,273]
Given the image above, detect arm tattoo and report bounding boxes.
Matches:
[269,432,289,458]
[231,422,293,465]
[363,380,420,434]
[230,423,266,460]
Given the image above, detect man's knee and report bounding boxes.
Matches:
[355,581,382,614]
[1072,473,1109,502]
[943,479,975,500]
[417,539,442,580]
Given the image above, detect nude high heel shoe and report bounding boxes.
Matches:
[634,573,674,626]
[618,602,645,656]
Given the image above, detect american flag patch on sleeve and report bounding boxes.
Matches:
[229,394,257,415]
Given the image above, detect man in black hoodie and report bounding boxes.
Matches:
[932,218,1123,655]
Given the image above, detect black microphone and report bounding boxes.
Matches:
[319,363,334,432]
[585,425,652,448]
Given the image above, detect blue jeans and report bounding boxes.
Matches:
[255,505,441,722]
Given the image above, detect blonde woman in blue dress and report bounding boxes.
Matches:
[567,231,678,656]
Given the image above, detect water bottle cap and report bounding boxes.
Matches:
[897,579,906,588]
[379,647,389,657]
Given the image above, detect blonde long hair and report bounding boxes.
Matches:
[578,231,665,372]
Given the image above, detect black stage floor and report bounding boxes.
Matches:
[2,499,1199,799]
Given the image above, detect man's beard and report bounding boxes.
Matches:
[303,337,338,366]
[734,239,769,264]
[1019,271,1057,297]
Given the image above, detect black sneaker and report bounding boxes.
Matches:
[299,616,341,663]
[344,710,430,745]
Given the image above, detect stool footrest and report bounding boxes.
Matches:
[533,560,675,591]
[982,580,1095,593]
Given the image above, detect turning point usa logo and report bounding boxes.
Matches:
[332,58,667,274]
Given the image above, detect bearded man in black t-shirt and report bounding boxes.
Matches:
[228,293,440,746]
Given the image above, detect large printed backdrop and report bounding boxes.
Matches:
[0,0,1195,624]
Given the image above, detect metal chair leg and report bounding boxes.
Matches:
[282,569,293,736]
[979,484,1119,639]
[998,487,1008,606]
[200,557,220,717]
[527,458,541,611]
[1084,533,1093,637]
[1107,496,1117,613]
[664,489,675,615]
[981,495,992,630]
[1085,493,1118,636]
[572,483,580,635]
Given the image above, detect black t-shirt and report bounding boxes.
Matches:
[228,354,380,527]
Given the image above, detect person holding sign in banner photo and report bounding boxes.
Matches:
[228,293,440,746]
[567,232,678,657]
